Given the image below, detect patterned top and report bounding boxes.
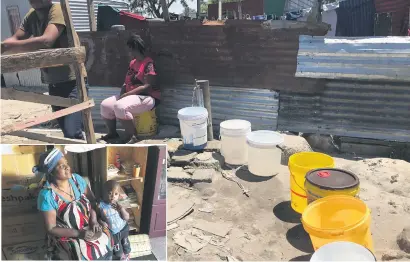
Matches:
[99,201,127,234]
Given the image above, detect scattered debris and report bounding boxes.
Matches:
[168,201,195,225]
[390,174,399,184]
[381,250,410,261]
[198,202,214,213]
[173,228,212,253]
[220,167,250,197]
[193,219,232,237]
[167,223,180,231]
[172,150,198,166]
[397,227,410,253]
[192,169,216,183]
[209,236,229,247]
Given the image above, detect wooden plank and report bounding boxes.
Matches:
[87,0,97,32]
[1,47,85,74]
[60,0,96,144]
[1,88,79,107]
[1,100,95,134]
[10,130,87,144]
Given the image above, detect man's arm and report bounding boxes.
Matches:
[2,23,65,54]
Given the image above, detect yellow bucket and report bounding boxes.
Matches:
[288,152,334,214]
[302,195,373,252]
[305,168,360,204]
[134,108,157,137]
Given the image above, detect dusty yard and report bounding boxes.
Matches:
[167,140,410,261]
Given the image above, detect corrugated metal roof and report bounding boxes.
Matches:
[88,85,279,133]
[295,35,410,82]
[278,80,410,142]
[52,0,130,32]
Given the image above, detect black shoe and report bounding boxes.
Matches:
[125,135,139,144]
[100,132,120,142]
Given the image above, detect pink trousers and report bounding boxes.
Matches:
[100,95,155,120]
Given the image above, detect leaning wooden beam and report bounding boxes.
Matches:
[1,99,95,134]
[1,88,79,107]
[60,0,96,144]
[1,47,86,74]
[10,130,87,144]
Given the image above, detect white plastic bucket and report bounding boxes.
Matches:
[178,107,208,150]
[246,130,284,177]
[310,241,376,261]
[220,119,251,165]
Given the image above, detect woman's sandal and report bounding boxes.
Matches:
[125,135,139,144]
[99,133,120,142]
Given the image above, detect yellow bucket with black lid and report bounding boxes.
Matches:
[305,168,360,204]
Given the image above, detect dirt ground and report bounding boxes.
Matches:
[167,152,410,261]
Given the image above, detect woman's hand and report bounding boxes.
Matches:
[78,229,95,241]
[89,219,102,233]
[111,202,122,211]
[99,220,109,229]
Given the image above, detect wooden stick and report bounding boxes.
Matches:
[1,88,79,107]
[87,0,97,31]
[1,100,95,134]
[60,0,96,144]
[10,130,87,144]
[196,80,214,141]
[1,47,86,74]
[160,0,170,22]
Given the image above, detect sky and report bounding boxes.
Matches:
[168,0,199,14]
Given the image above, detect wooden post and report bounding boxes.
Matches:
[60,0,96,144]
[218,0,222,20]
[196,80,214,141]
[197,0,201,19]
[317,0,323,23]
[160,0,170,22]
[87,0,97,31]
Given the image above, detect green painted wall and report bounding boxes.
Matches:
[264,0,286,16]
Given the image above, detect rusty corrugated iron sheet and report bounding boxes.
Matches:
[374,0,410,36]
[277,80,410,142]
[295,35,410,82]
[79,21,328,94]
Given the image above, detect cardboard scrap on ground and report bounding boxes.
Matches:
[173,228,212,253]
[167,201,194,225]
[193,219,232,237]
[167,223,180,231]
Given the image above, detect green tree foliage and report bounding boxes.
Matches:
[129,0,192,18]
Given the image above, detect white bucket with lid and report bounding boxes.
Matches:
[220,119,251,165]
[246,130,284,177]
[178,107,208,150]
[310,241,376,261]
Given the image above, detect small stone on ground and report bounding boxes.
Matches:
[192,169,215,183]
[171,150,198,166]
[397,227,410,253]
[167,167,192,182]
[192,152,224,169]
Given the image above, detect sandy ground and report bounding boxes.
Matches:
[167,152,410,261]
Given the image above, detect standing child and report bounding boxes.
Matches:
[98,180,131,260]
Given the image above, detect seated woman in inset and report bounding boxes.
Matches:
[35,148,113,260]
[100,34,161,144]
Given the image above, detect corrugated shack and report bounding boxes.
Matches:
[280,36,410,142]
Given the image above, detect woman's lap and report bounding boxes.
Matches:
[101,95,155,120]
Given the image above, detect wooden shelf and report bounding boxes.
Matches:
[1,47,86,74]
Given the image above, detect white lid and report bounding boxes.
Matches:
[64,145,106,153]
[310,241,375,261]
[178,107,208,121]
[220,119,251,136]
[246,130,284,148]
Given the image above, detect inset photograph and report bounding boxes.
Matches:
[1,144,166,261]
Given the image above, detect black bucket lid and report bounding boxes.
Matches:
[306,168,359,190]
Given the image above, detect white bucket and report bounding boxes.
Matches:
[310,241,376,261]
[178,107,208,150]
[246,130,284,177]
[220,119,251,165]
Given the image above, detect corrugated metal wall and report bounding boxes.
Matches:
[159,84,279,132]
[52,0,129,32]
[374,0,410,36]
[278,80,410,142]
[296,36,410,82]
[336,0,376,36]
[88,85,279,133]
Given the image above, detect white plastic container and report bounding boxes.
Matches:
[220,120,251,165]
[310,241,376,261]
[178,107,208,150]
[246,130,284,177]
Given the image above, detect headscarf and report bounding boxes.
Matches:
[32,148,64,176]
